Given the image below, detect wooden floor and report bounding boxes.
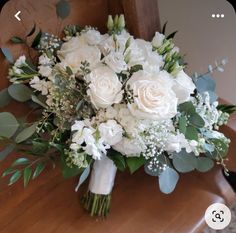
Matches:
[0,153,235,233]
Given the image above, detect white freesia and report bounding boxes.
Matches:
[30,76,51,95]
[87,65,123,108]
[127,70,178,120]
[152,31,165,48]
[172,70,196,103]
[98,120,123,145]
[15,55,26,67]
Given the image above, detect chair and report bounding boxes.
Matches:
[0,1,235,232]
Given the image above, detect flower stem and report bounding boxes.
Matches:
[81,191,112,217]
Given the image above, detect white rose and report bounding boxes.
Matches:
[98,120,123,146]
[81,29,102,45]
[112,137,146,157]
[57,37,101,72]
[87,65,123,108]
[172,70,196,103]
[127,70,178,120]
[104,52,127,73]
[152,32,165,48]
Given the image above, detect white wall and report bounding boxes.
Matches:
[158,0,236,104]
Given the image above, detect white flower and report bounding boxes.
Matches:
[127,70,178,120]
[172,70,196,103]
[39,54,52,65]
[152,32,165,48]
[98,120,123,146]
[38,65,52,77]
[104,52,127,73]
[15,55,26,67]
[30,76,51,95]
[57,37,101,72]
[71,120,85,132]
[105,106,118,119]
[81,29,102,45]
[87,65,123,108]
[113,137,146,157]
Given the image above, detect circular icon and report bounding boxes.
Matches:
[205,203,231,230]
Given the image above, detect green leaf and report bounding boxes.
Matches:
[31,141,48,155]
[179,101,195,114]
[0,88,11,107]
[15,122,38,143]
[0,112,19,138]
[12,158,30,166]
[8,170,21,185]
[0,144,15,161]
[32,162,46,179]
[158,167,179,194]
[126,156,146,174]
[162,21,168,35]
[66,66,73,75]
[1,47,14,64]
[196,157,214,172]
[2,167,16,177]
[166,30,178,39]
[185,126,198,141]
[195,75,216,93]
[8,84,33,102]
[56,0,71,19]
[23,167,32,187]
[189,113,205,128]
[217,104,236,115]
[31,30,42,48]
[107,150,126,171]
[211,138,229,158]
[75,165,90,191]
[27,23,36,37]
[179,115,187,134]
[129,64,143,74]
[10,36,25,44]
[31,95,47,108]
[172,150,197,173]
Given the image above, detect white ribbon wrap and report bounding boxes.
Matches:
[88,156,117,195]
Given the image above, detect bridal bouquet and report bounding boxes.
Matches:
[0,14,234,217]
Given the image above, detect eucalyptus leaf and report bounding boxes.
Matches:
[179,101,195,114]
[173,150,197,173]
[23,167,32,187]
[185,126,198,141]
[144,163,161,176]
[33,162,46,179]
[189,113,205,128]
[8,84,33,102]
[8,170,21,185]
[0,112,19,138]
[56,0,71,19]
[1,47,14,64]
[196,157,214,172]
[126,156,146,174]
[0,144,15,161]
[158,167,179,194]
[0,88,11,107]
[179,115,187,134]
[75,165,90,191]
[15,122,38,143]
[31,95,47,108]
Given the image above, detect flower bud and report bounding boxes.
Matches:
[107,15,114,31]
[114,15,119,27]
[118,14,125,30]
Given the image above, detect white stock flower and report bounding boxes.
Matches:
[98,120,123,146]
[104,52,127,73]
[152,32,165,48]
[15,55,26,67]
[30,76,51,95]
[38,65,52,77]
[113,137,146,157]
[87,65,123,108]
[172,70,196,103]
[127,70,178,120]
